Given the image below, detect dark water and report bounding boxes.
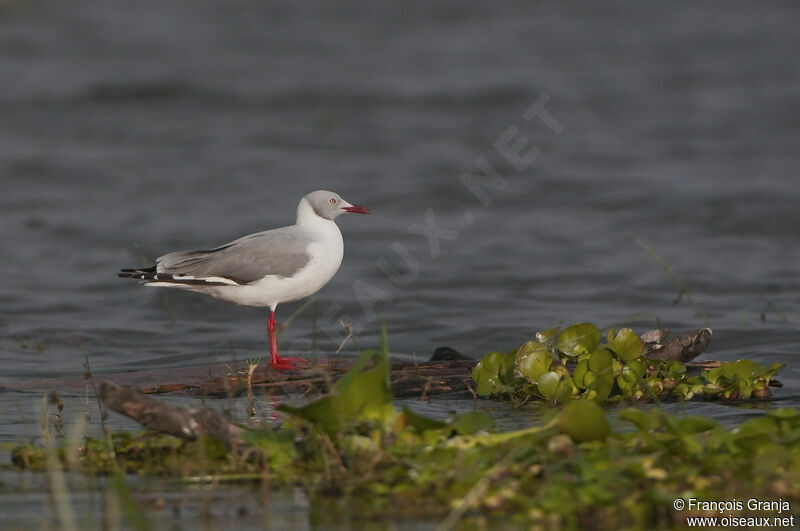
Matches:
[1,0,799,527]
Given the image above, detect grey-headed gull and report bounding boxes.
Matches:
[119,190,370,369]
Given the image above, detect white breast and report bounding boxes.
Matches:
[203,218,344,308]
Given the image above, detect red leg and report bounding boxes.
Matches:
[267,309,307,370]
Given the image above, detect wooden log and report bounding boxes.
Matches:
[644,328,713,363]
[8,328,781,398]
[195,358,479,399]
[98,381,254,455]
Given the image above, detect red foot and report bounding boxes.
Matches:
[269,356,309,371]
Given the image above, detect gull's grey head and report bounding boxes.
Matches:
[301,190,371,221]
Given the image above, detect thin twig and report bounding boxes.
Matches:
[635,238,709,326]
[244,357,261,417]
[277,297,316,335]
[335,319,355,353]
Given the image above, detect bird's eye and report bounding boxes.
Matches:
[329,198,337,204]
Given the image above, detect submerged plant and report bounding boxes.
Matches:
[472,322,784,404]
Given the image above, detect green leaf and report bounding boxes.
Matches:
[588,349,613,374]
[627,359,646,379]
[279,355,393,436]
[535,327,561,351]
[767,408,799,420]
[379,321,390,358]
[335,348,382,393]
[573,360,590,388]
[337,357,392,418]
[677,416,719,435]
[554,379,576,403]
[479,351,509,375]
[472,351,516,396]
[607,328,644,362]
[704,366,722,384]
[538,371,561,399]
[555,400,610,442]
[619,408,656,432]
[448,411,494,435]
[515,341,552,382]
[665,361,686,379]
[280,396,339,435]
[588,372,614,402]
[557,323,601,357]
[401,406,448,432]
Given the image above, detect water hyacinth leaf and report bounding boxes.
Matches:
[732,416,781,452]
[472,369,500,396]
[499,351,517,380]
[401,406,447,432]
[704,367,722,384]
[618,359,645,393]
[515,341,552,382]
[767,408,800,420]
[280,356,393,436]
[469,322,784,406]
[616,367,638,392]
[335,348,383,393]
[616,376,632,393]
[588,372,614,402]
[619,408,656,432]
[618,367,638,387]
[551,364,570,378]
[475,351,508,376]
[537,371,561,399]
[736,416,780,435]
[336,357,393,419]
[535,326,561,351]
[665,361,686,379]
[627,359,645,379]
[472,351,516,396]
[764,363,786,383]
[448,411,494,435]
[727,359,762,380]
[588,349,613,374]
[241,428,297,468]
[472,352,506,395]
[554,378,577,403]
[557,323,601,357]
[279,396,339,435]
[607,328,644,362]
[573,360,590,388]
[676,416,719,435]
[555,400,610,442]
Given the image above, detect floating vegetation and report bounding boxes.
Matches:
[9,327,798,527]
[472,322,784,404]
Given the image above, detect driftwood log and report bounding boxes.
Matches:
[98,381,254,455]
[189,328,723,398]
[643,328,713,363]
[11,328,778,399]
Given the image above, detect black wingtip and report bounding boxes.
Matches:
[119,265,156,279]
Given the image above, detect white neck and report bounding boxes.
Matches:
[296,197,334,228]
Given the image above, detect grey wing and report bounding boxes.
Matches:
[156,228,312,284]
